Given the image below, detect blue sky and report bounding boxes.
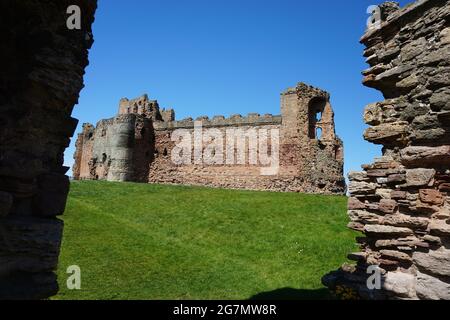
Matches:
[66,0,411,178]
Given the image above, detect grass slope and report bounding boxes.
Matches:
[55,181,356,300]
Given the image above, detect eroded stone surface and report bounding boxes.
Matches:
[382,272,416,299]
[0,0,96,299]
[323,0,450,300]
[416,271,450,300]
[413,248,450,277]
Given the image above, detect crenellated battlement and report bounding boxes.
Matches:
[153,113,282,130]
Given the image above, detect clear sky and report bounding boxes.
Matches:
[66,0,412,178]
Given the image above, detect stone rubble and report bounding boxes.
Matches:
[323,0,450,300]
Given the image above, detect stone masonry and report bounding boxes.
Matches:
[0,0,96,299]
[73,83,345,194]
[323,0,450,299]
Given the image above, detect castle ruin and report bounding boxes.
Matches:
[73,83,345,194]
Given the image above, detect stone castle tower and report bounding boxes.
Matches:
[73,82,345,194]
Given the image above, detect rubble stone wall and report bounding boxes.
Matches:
[73,83,346,194]
[323,0,450,300]
[0,0,96,299]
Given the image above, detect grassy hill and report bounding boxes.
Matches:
[55,181,357,300]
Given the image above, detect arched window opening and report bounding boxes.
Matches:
[308,97,327,139]
[316,127,323,140]
[316,111,322,122]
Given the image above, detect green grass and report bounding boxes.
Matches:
[55,180,357,300]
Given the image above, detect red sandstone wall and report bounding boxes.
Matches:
[148,123,297,191]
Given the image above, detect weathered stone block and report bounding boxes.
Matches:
[404,168,435,187]
[349,181,378,195]
[429,219,450,236]
[382,214,429,229]
[364,224,413,236]
[430,89,450,112]
[349,210,381,224]
[391,190,407,199]
[382,272,416,299]
[363,103,383,126]
[396,74,419,90]
[379,199,398,214]
[347,221,365,232]
[348,197,366,210]
[440,27,450,45]
[413,248,450,277]
[376,188,393,199]
[419,189,444,206]
[415,200,440,215]
[367,169,389,177]
[400,146,450,167]
[387,174,406,184]
[375,237,429,249]
[364,122,409,146]
[380,250,412,262]
[416,271,450,300]
[348,171,369,182]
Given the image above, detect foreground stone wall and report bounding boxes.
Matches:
[323,0,450,299]
[73,83,345,194]
[0,0,96,299]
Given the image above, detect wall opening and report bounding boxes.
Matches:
[316,112,322,122]
[308,97,327,139]
[316,127,322,140]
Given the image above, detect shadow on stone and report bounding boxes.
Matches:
[0,272,58,300]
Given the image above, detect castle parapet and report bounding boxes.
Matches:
[153,113,282,130]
